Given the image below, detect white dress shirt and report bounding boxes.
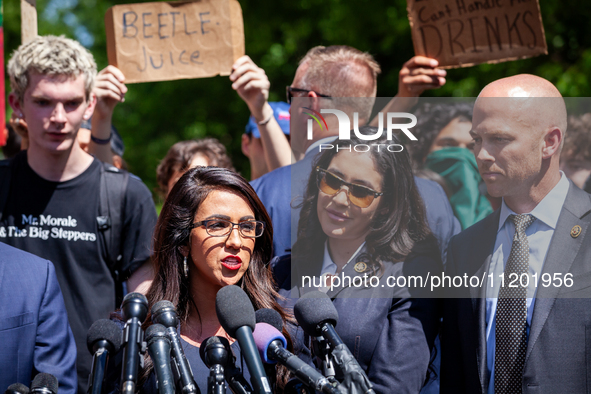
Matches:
[319,241,366,292]
[486,173,569,394]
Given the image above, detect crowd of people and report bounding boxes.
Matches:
[0,30,591,394]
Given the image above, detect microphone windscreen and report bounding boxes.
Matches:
[252,323,287,364]
[145,323,168,345]
[255,308,283,332]
[294,291,338,336]
[215,285,256,337]
[151,300,175,316]
[30,373,57,394]
[86,319,123,354]
[6,383,29,394]
[151,300,179,328]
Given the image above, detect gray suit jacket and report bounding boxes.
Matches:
[441,181,591,394]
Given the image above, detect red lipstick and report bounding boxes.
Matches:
[221,255,242,270]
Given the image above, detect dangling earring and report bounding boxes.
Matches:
[183,256,189,277]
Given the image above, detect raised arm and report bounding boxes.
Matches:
[231,56,293,170]
[370,56,446,126]
[88,65,128,164]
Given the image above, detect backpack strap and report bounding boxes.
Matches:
[98,162,129,305]
[0,159,13,222]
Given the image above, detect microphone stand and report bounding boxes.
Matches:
[207,365,226,394]
[312,336,336,381]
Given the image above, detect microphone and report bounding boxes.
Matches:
[30,373,57,394]
[256,304,337,385]
[151,300,199,394]
[86,319,122,394]
[4,383,29,394]
[294,292,375,394]
[254,309,283,332]
[254,308,284,388]
[252,323,341,394]
[215,285,272,394]
[120,292,149,394]
[199,337,229,394]
[145,324,175,394]
[200,336,253,394]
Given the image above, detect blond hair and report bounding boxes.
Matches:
[8,35,97,102]
[298,45,381,121]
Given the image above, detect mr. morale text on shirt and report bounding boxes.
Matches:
[0,214,97,241]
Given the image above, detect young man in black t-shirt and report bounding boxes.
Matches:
[1,35,157,393]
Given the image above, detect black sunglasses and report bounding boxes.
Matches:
[286,86,331,104]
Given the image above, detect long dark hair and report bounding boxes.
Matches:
[142,167,291,386]
[293,128,438,274]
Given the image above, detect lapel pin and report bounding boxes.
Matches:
[571,225,582,238]
[354,262,368,273]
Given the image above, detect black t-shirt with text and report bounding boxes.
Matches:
[0,151,157,393]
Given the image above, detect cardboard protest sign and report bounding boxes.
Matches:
[105,0,244,83]
[406,0,547,68]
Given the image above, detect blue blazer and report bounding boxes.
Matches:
[251,147,461,262]
[0,243,77,394]
[272,244,443,394]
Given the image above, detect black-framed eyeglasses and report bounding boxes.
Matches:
[286,86,331,104]
[190,219,265,238]
[316,167,383,208]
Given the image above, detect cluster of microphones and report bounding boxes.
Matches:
[5,286,376,394]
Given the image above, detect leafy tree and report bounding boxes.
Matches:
[4,0,591,199]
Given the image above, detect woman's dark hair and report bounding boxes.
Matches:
[293,127,438,274]
[156,138,236,197]
[142,167,292,387]
[410,101,473,167]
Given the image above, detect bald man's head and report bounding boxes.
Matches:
[471,75,566,210]
[477,74,567,136]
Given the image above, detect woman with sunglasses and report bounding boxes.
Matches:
[125,167,293,393]
[274,129,442,393]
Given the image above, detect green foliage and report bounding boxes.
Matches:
[4,0,591,195]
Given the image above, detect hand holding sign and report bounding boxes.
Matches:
[94,66,128,117]
[398,56,447,97]
[230,56,271,121]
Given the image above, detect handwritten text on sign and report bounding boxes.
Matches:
[406,0,547,68]
[105,0,244,83]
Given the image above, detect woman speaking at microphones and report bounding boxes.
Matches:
[132,167,293,393]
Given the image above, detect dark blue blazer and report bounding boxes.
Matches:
[0,243,77,394]
[272,245,443,394]
[251,148,461,262]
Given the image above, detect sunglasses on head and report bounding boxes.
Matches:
[316,167,383,208]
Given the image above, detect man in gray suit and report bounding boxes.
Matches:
[441,74,591,393]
